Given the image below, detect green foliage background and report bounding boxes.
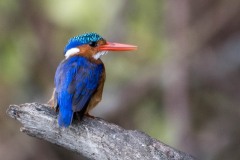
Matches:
[1,1,240,160]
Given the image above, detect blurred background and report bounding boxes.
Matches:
[1,0,240,159]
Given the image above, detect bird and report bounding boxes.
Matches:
[49,32,137,127]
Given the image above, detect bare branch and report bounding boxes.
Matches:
[7,103,195,160]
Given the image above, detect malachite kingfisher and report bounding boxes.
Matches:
[49,32,137,127]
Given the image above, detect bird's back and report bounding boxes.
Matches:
[54,56,104,127]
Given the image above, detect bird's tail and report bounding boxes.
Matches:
[58,107,73,127]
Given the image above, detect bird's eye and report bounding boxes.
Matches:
[89,41,98,47]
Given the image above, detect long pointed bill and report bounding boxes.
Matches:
[99,42,137,51]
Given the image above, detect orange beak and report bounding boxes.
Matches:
[99,42,137,51]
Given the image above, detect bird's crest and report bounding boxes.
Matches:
[64,32,104,54]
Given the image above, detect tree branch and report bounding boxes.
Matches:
[7,103,195,160]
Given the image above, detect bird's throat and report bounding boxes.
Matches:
[92,51,108,60]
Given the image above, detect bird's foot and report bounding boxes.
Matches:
[85,113,95,119]
[47,99,53,107]
[47,100,58,112]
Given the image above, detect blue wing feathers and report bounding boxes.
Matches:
[54,56,103,127]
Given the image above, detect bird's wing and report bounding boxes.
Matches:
[70,65,103,112]
[55,58,104,113]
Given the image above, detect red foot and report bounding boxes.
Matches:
[85,113,95,119]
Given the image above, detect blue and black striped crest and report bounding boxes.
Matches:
[64,32,104,53]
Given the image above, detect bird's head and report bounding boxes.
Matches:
[64,32,137,59]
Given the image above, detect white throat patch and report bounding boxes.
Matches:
[65,48,80,59]
[93,51,108,59]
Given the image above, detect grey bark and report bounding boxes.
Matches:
[7,103,196,160]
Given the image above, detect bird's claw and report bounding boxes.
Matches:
[85,113,95,119]
[47,100,58,112]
